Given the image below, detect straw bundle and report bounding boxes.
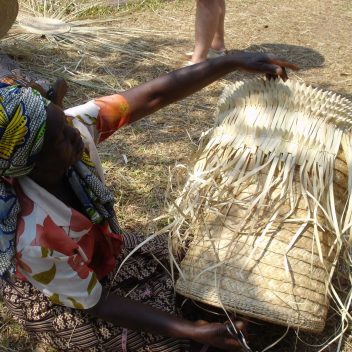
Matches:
[4,0,167,59]
[168,79,352,333]
[0,0,175,90]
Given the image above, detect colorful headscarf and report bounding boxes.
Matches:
[0,84,48,276]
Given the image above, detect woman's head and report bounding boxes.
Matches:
[31,102,84,182]
[0,83,84,184]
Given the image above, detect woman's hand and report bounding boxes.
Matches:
[28,78,68,107]
[88,292,251,351]
[230,52,299,81]
[27,81,48,97]
[48,78,68,108]
[191,320,248,351]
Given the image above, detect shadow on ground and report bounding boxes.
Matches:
[245,43,325,70]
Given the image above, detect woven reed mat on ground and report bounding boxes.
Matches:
[0,0,18,39]
[169,79,352,333]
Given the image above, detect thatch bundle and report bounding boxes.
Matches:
[168,79,352,334]
[4,0,168,60]
[0,0,175,91]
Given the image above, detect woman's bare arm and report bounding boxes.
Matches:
[87,292,245,351]
[120,52,298,122]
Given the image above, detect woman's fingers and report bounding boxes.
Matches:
[258,63,288,80]
[276,66,288,81]
[28,82,47,97]
[51,79,68,108]
[265,73,276,80]
[269,57,299,71]
[235,52,299,80]
[193,319,252,350]
[268,56,299,81]
[224,320,252,351]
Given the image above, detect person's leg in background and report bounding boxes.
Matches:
[208,0,226,58]
[191,0,226,64]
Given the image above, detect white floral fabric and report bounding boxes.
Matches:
[15,95,130,309]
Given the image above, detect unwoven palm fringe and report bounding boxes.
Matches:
[166,78,352,337]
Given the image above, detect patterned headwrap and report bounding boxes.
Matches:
[0,84,48,276]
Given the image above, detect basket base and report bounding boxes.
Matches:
[176,279,326,333]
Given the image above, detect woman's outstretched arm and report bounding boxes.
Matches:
[120,52,298,122]
[87,291,245,351]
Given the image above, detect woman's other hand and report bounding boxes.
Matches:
[27,81,48,97]
[48,78,68,108]
[191,320,248,351]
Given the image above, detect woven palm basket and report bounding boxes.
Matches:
[169,79,352,333]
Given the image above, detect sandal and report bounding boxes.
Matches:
[207,48,227,59]
[182,60,195,67]
[185,48,227,60]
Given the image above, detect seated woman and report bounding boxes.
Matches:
[0,52,297,352]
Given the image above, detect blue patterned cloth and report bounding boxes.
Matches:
[0,85,48,276]
[0,85,123,278]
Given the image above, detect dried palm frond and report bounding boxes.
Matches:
[167,78,352,347]
[3,0,170,61]
[0,0,178,92]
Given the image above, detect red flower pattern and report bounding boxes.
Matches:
[15,182,35,240]
[70,208,92,232]
[12,97,131,308]
[67,254,91,279]
[33,216,78,255]
[15,251,32,274]
[14,181,34,216]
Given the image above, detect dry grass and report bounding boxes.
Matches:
[0,0,351,350]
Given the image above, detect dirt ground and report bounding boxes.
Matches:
[0,0,351,351]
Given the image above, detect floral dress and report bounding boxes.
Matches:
[1,94,189,352]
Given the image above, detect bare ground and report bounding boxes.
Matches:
[0,0,351,350]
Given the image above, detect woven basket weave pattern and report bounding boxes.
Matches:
[172,79,352,333]
[176,163,341,332]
